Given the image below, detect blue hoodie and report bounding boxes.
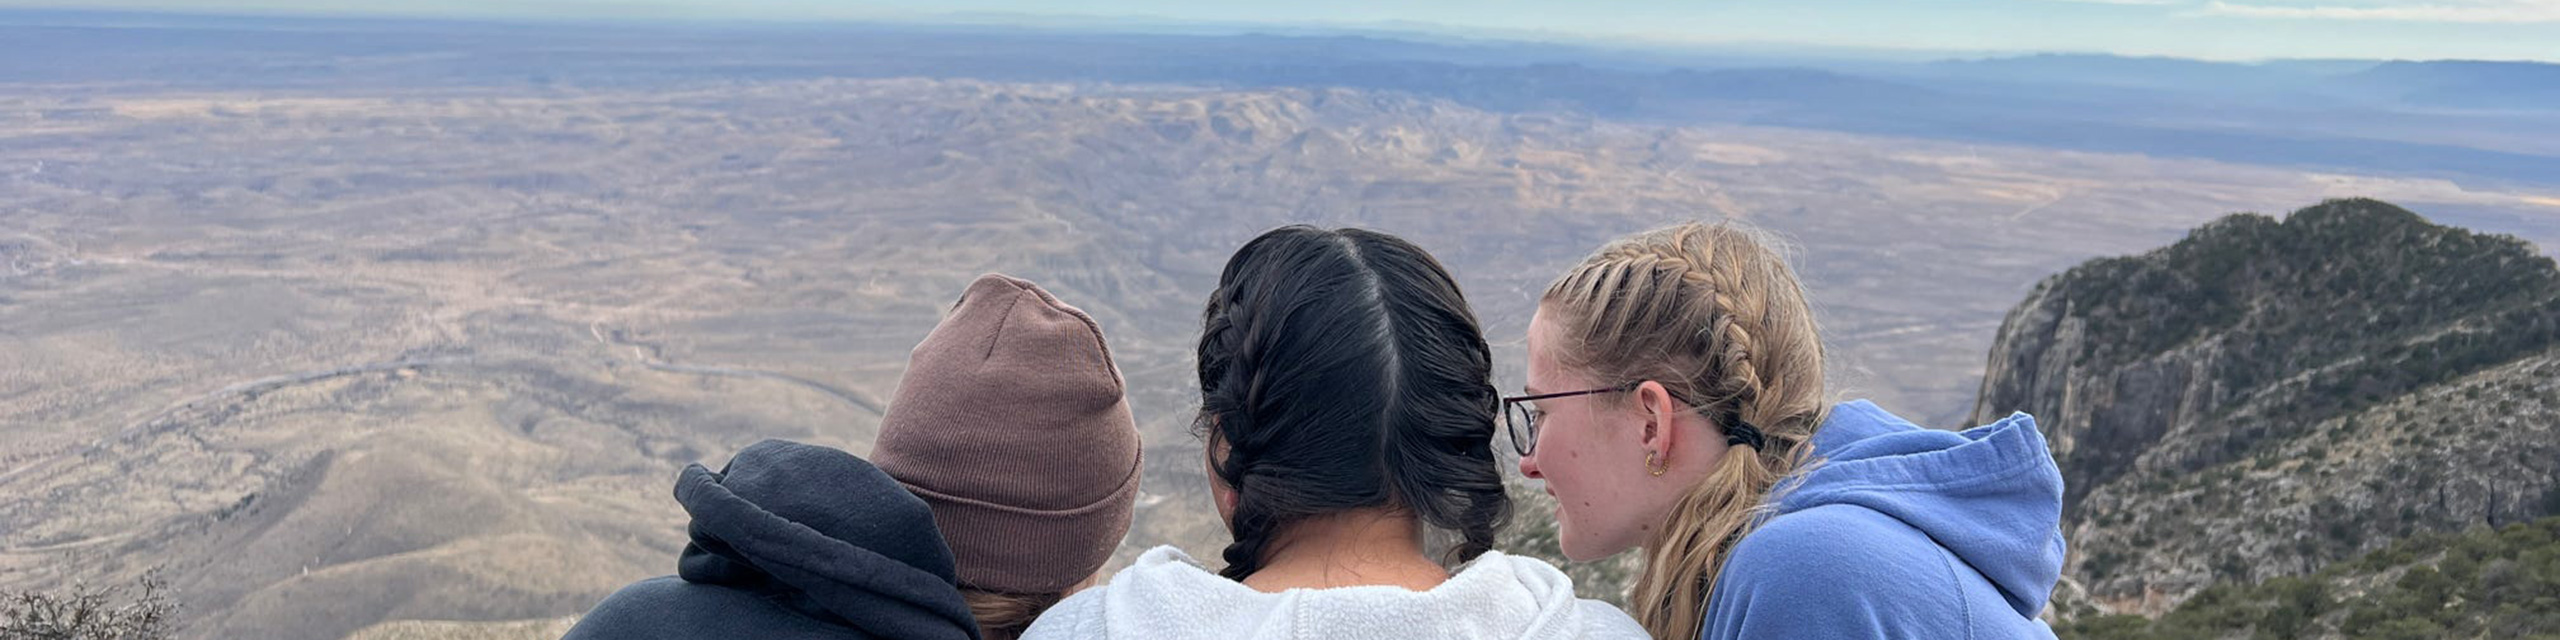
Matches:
[1701,400,2065,640]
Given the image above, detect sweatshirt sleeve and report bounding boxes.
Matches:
[1702,504,1971,640]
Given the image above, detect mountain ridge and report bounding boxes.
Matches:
[1972,198,2560,619]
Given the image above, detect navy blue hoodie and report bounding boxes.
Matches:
[564,439,982,640]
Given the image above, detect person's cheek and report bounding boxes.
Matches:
[1559,429,1598,508]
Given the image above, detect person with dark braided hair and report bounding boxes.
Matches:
[1024,226,1644,640]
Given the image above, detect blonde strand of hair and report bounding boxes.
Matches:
[1631,445,1778,639]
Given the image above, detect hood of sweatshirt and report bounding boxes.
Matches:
[1770,399,2067,617]
[673,439,982,640]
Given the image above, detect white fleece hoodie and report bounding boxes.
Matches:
[1022,546,1647,640]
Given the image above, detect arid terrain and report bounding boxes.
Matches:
[4,75,2556,639]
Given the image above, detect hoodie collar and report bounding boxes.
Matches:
[1773,400,2067,618]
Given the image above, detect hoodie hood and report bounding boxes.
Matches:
[1772,400,2067,618]
[1024,546,1646,640]
[673,439,982,640]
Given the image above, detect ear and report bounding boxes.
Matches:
[1203,436,1240,524]
[1633,380,1683,460]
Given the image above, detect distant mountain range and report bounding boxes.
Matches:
[5,9,2557,187]
[2338,60,2560,110]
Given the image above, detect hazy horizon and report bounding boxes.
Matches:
[2,1,2555,64]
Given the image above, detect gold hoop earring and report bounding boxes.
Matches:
[1646,450,1668,477]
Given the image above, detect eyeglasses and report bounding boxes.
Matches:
[1500,381,1639,456]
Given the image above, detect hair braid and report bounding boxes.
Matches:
[1196,226,1511,583]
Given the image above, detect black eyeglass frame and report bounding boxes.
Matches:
[1499,381,1640,456]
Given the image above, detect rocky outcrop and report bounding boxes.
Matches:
[1972,281,2227,519]
[1971,198,2560,615]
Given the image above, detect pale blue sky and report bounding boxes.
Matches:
[8,0,2557,62]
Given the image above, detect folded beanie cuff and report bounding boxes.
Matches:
[898,452,1143,594]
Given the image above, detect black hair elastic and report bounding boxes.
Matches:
[1723,419,1767,450]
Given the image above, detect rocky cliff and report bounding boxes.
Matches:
[1972,198,2560,615]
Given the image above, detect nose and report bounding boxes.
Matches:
[1518,451,1543,479]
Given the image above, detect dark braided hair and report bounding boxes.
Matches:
[1193,225,1510,581]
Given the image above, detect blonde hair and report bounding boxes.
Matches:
[1539,221,1830,640]
[961,588,1065,640]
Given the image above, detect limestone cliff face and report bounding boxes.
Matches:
[1970,198,2560,615]
[1972,281,2232,521]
